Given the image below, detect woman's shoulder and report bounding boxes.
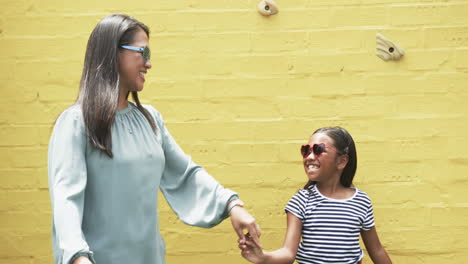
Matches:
[50,104,86,138]
[140,104,162,119]
[55,104,84,124]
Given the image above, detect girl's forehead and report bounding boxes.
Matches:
[309,133,334,144]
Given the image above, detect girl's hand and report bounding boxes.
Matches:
[240,235,265,264]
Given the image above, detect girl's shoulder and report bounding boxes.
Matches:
[289,188,313,201]
[353,187,373,203]
[354,187,369,196]
[297,188,312,196]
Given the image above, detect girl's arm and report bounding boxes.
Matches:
[361,227,392,264]
[242,212,302,264]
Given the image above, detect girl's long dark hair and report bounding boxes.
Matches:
[304,127,357,189]
[77,14,156,157]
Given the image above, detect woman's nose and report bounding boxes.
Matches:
[145,60,152,69]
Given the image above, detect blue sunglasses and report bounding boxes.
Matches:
[120,45,151,63]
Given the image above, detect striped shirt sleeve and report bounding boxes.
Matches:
[361,193,375,231]
[285,190,308,221]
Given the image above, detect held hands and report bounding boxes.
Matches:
[239,234,266,264]
[228,200,262,248]
[228,200,265,263]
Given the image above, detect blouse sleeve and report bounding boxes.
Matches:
[48,106,94,264]
[147,106,238,228]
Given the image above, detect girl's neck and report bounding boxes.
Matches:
[315,181,353,200]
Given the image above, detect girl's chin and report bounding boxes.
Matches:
[306,170,321,179]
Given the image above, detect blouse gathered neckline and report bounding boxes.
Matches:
[116,101,137,115]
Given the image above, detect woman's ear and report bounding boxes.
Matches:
[337,154,349,170]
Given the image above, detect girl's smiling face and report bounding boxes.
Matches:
[303,133,345,183]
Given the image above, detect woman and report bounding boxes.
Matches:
[48,14,260,264]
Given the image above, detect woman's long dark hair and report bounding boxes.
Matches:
[304,127,357,189]
[77,14,157,157]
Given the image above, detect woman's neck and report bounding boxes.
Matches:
[118,89,129,110]
[117,99,128,110]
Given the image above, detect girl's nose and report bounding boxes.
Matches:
[305,152,316,160]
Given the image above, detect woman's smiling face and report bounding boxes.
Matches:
[118,28,152,94]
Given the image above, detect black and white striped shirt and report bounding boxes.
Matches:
[285,185,374,264]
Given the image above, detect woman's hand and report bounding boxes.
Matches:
[240,235,265,264]
[229,205,262,248]
[72,256,93,264]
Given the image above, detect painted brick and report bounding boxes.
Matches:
[330,6,389,27]
[0,102,70,125]
[0,126,42,147]
[0,37,87,61]
[455,48,468,69]
[12,60,82,88]
[0,169,41,190]
[0,190,50,213]
[406,49,453,71]
[308,29,364,51]
[2,15,100,37]
[389,4,449,26]
[5,147,46,168]
[446,3,468,25]
[257,9,330,30]
[153,97,282,122]
[424,26,468,48]
[251,31,309,52]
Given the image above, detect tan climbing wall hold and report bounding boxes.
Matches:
[258,0,278,16]
[376,33,405,61]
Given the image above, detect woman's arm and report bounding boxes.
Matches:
[48,107,94,264]
[146,106,262,251]
[361,227,392,264]
[150,106,237,227]
[241,212,302,264]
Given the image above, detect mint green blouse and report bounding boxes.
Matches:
[48,102,237,264]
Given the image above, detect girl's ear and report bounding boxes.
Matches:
[336,154,349,170]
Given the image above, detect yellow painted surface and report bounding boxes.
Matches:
[1,0,468,263]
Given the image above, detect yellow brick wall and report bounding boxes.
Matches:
[1,0,468,263]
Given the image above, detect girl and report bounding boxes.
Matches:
[48,14,260,264]
[239,127,391,264]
